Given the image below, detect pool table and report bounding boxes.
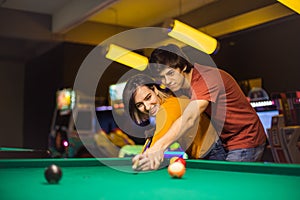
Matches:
[1,158,300,200]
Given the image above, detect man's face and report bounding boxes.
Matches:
[157,67,186,92]
[134,86,160,117]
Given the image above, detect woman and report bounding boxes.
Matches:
[122,74,226,170]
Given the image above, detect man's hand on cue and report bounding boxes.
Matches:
[132,154,152,171]
[144,147,165,170]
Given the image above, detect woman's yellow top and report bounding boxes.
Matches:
[150,96,219,158]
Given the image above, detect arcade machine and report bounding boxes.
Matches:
[250,94,279,162]
[249,88,300,163]
[266,91,300,164]
[48,88,76,158]
[250,99,279,137]
[48,88,120,158]
[94,82,136,156]
[248,87,279,138]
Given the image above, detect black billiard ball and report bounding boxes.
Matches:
[44,164,62,184]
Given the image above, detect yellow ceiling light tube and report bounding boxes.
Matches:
[105,44,148,71]
[167,19,219,54]
[277,0,300,14]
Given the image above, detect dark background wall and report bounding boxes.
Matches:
[23,43,95,148]
[23,44,64,149]
[213,15,300,94]
[0,60,24,147]
[19,14,300,149]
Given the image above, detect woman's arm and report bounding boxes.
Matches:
[133,99,209,170]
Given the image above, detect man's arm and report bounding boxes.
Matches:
[133,99,209,170]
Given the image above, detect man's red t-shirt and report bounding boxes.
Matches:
[191,64,266,150]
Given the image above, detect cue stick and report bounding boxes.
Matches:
[132,137,152,169]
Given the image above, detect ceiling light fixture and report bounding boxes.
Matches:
[105,44,148,71]
[277,0,300,14]
[167,19,219,54]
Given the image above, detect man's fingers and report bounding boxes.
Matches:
[134,156,152,171]
[133,147,165,171]
[132,154,143,170]
[154,157,161,169]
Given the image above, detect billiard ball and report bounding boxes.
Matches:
[176,157,186,167]
[168,162,186,178]
[44,164,62,184]
[169,156,179,165]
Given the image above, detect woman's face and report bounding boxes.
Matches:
[134,85,160,117]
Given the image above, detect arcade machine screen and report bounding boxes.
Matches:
[56,89,76,114]
[251,100,279,138]
[109,82,126,111]
[53,89,76,128]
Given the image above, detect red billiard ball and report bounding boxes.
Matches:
[169,156,179,165]
[176,158,186,167]
[168,162,186,178]
[44,164,62,184]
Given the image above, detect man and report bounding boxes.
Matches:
[132,44,266,170]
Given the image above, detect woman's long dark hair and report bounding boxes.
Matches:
[122,74,173,126]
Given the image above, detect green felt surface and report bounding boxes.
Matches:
[1,158,300,200]
[0,147,33,151]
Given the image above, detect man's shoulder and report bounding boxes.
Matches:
[194,63,219,70]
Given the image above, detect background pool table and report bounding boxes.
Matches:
[1,158,300,200]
